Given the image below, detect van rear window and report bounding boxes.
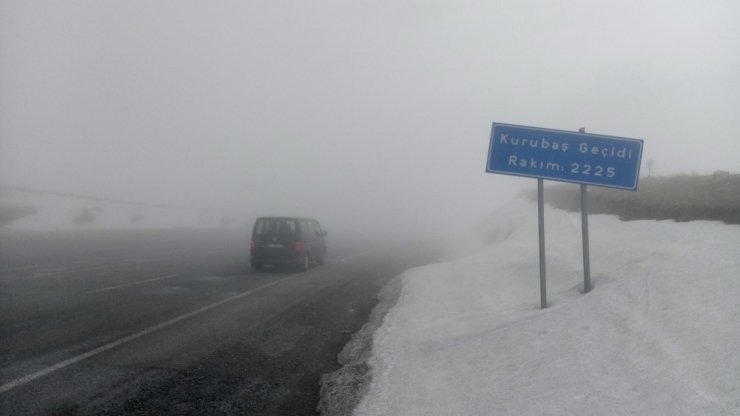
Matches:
[254,219,298,237]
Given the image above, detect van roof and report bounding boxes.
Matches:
[255,216,318,222]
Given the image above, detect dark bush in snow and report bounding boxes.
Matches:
[72,208,95,225]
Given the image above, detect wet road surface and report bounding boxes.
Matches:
[0,230,437,415]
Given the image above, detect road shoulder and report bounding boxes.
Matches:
[317,275,403,416]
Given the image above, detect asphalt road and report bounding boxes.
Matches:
[0,229,438,415]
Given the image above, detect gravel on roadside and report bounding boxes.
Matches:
[317,275,403,416]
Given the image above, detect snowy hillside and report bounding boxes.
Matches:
[0,188,241,232]
[354,199,740,415]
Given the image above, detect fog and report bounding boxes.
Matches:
[1,1,738,237]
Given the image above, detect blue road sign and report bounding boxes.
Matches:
[486,123,644,190]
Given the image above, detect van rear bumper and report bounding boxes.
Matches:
[250,253,303,268]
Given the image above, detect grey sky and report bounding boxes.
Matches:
[1,0,738,231]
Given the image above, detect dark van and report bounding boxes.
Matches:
[250,217,327,271]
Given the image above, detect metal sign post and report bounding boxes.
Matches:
[538,178,547,308]
[578,127,592,293]
[581,183,591,293]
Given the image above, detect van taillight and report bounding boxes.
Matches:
[295,241,303,251]
[250,241,255,250]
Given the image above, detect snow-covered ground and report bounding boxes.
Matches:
[354,199,740,415]
[0,188,240,231]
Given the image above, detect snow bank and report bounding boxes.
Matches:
[354,199,740,415]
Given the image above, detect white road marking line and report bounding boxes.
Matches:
[85,274,180,293]
[0,269,310,394]
[0,249,243,283]
[0,264,55,273]
[0,250,197,273]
